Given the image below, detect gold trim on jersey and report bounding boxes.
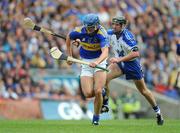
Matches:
[80,42,101,51]
[74,26,83,32]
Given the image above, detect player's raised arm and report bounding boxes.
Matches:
[66,27,82,56]
[66,27,82,65]
[65,33,73,65]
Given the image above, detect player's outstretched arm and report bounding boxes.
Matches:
[110,51,139,63]
[66,33,72,56]
[118,51,139,62]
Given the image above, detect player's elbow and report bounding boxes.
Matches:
[66,35,71,45]
[105,52,108,59]
[66,33,70,40]
[132,51,140,58]
[103,47,109,58]
[135,51,140,57]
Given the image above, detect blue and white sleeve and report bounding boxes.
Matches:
[122,30,138,51]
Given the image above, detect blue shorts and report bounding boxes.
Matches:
[117,59,144,80]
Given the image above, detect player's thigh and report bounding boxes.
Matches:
[94,71,106,93]
[80,76,94,96]
[107,63,123,82]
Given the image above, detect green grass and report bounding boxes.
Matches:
[0,119,179,133]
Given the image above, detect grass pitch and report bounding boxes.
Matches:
[0,119,179,133]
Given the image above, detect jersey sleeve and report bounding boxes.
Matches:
[122,29,138,51]
[69,27,82,40]
[97,27,110,48]
[107,29,114,35]
[98,34,109,48]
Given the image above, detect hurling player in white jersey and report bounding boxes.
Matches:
[105,16,164,125]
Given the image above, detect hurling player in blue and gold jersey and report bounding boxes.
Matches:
[66,13,109,125]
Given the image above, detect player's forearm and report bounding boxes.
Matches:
[118,51,139,62]
[66,35,72,56]
[96,47,109,64]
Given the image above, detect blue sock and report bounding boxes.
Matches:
[102,88,106,97]
[92,115,99,122]
[153,105,161,114]
[102,88,109,105]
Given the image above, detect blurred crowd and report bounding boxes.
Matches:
[0,0,179,100]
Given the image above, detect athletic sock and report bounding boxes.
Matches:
[102,88,109,105]
[92,114,99,122]
[153,105,161,114]
[102,88,106,97]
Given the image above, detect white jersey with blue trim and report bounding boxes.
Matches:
[108,28,137,59]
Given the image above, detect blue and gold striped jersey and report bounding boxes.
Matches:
[69,25,109,59]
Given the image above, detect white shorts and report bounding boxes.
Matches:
[80,58,107,77]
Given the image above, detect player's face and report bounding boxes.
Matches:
[112,23,123,32]
[86,25,97,34]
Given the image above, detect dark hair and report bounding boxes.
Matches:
[112,16,127,25]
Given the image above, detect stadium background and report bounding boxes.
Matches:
[0,0,179,120]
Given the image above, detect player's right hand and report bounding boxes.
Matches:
[89,60,99,68]
[67,61,73,65]
[109,57,119,63]
[72,39,81,47]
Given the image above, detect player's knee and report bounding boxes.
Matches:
[84,92,94,98]
[95,88,102,96]
[105,80,109,86]
[106,78,111,85]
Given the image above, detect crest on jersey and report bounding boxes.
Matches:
[87,38,92,43]
[82,38,85,42]
[110,40,115,46]
[94,38,98,43]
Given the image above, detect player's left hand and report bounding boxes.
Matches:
[89,61,98,68]
[109,57,119,63]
